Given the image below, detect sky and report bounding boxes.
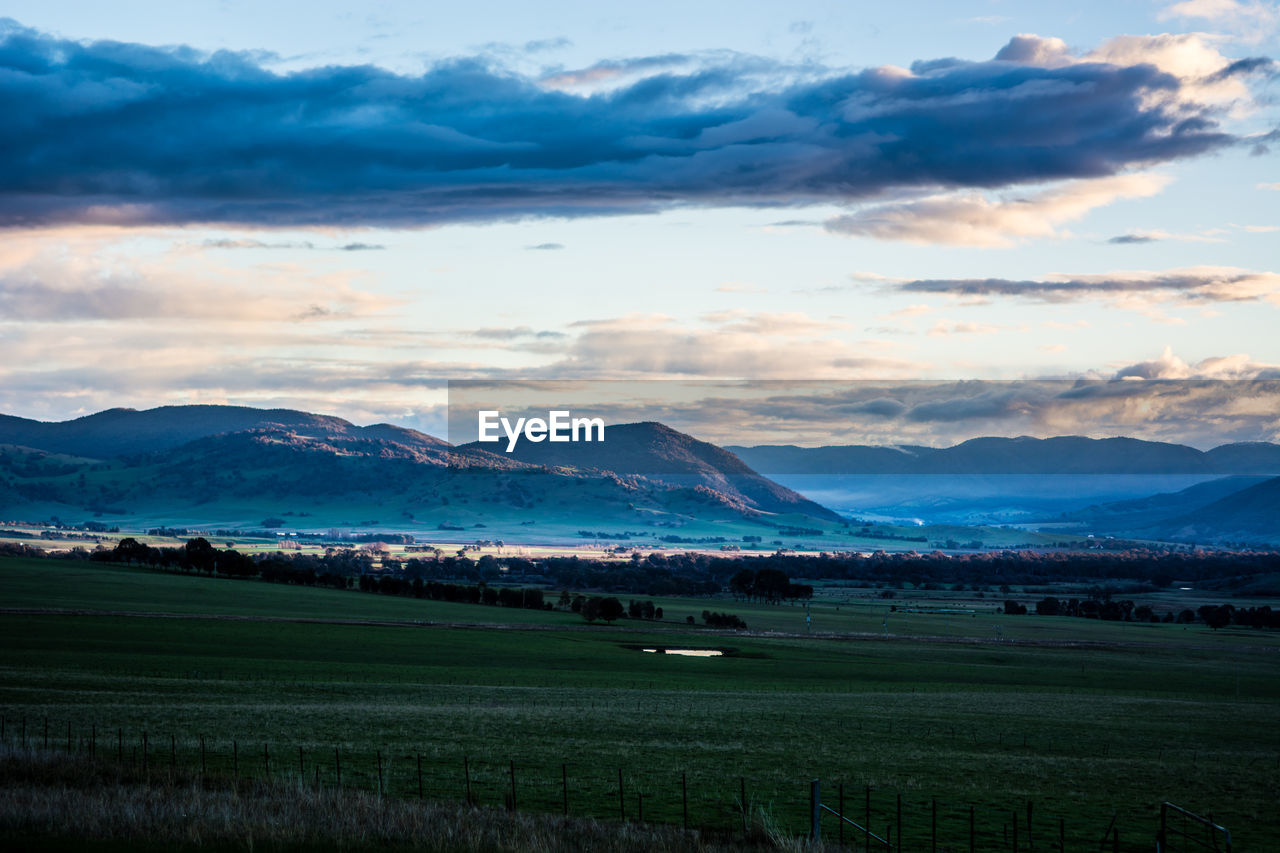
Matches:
[1,0,1278,444]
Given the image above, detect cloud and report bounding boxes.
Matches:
[525,242,565,250]
[471,326,567,340]
[893,266,1280,305]
[927,321,1007,336]
[1160,1,1280,43]
[1112,345,1280,379]
[538,53,696,89]
[523,37,572,54]
[201,238,385,251]
[905,389,1033,422]
[824,174,1170,246]
[1105,228,1225,244]
[836,397,908,417]
[0,234,397,322]
[551,313,925,378]
[879,303,934,320]
[0,22,1265,229]
[1260,182,1280,190]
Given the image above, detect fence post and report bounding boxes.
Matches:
[43,716,48,750]
[810,779,821,842]
[508,760,517,811]
[264,744,270,779]
[1013,809,1019,852]
[682,772,688,830]
[1157,803,1167,852]
[463,755,471,805]
[299,746,304,780]
[377,750,383,796]
[1059,817,1065,852]
[898,794,903,851]
[171,734,176,773]
[335,748,341,789]
[142,731,148,774]
[562,764,569,816]
[91,724,96,761]
[117,728,122,762]
[1027,800,1034,850]
[839,783,845,847]
[67,720,72,752]
[618,768,625,822]
[932,798,937,853]
[866,785,872,851]
[741,777,747,834]
[418,753,423,800]
[970,804,975,853]
[201,736,206,776]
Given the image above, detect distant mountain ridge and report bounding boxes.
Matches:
[1061,474,1280,545]
[0,406,843,529]
[461,421,841,521]
[0,406,449,460]
[729,436,1280,475]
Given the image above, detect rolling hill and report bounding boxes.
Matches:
[0,407,844,537]
[461,421,841,521]
[1140,476,1280,545]
[0,405,450,460]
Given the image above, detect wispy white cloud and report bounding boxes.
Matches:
[825,174,1170,247]
[1160,0,1280,44]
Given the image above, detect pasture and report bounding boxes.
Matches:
[1,556,1278,850]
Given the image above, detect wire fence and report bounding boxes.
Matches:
[0,709,1204,851]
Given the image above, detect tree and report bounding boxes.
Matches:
[184,537,216,574]
[598,597,625,623]
[729,569,755,600]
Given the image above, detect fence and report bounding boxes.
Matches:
[1157,802,1232,853]
[0,709,1227,851]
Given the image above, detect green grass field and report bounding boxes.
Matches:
[2,556,1278,850]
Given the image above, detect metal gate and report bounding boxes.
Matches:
[1156,802,1231,853]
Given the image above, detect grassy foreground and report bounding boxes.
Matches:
[1,556,1279,850]
[1,745,807,852]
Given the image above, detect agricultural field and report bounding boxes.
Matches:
[1,555,1278,850]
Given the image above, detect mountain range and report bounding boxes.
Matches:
[2,407,1277,545]
[0,406,837,535]
[728,436,1280,475]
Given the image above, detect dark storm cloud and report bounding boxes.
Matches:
[0,21,1268,228]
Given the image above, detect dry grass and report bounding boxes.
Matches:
[0,745,828,852]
